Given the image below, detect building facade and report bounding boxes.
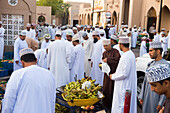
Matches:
[36,6,51,24]
[0,0,36,46]
[79,0,170,31]
[67,2,91,26]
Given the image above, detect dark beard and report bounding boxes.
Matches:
[93,38,98,43]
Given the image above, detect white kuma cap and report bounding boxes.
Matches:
[146,64,170,82]
[20,48,34,58]
[103,39,111,45]
[119,36,129,44]
[149,42,162,49]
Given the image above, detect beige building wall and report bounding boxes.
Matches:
[0,0,36,28]
[51,15,62,25]
[67,2,84,26]
[36,6,51,24]
[79,0,170,31]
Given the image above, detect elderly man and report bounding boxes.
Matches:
[14,31,28,71]
[82,33,94,77]
[0,21,5,60]
[41,34,51,49]
[47,30,71,88]
[146,64,170,113]
[70,35,85,82]
[2,48,56,113]
[102,39,120,113]
[110,37,137,113]
[139,42,167,113]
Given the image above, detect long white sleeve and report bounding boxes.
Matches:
[14,40,20,61]
[111,57,131,81]
[2,72,20,113]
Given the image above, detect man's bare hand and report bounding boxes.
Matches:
[102,58,107,63]
[157,105,162,112]
[159,107,164,113]
[139,99,143,106]
[110,74,112,79]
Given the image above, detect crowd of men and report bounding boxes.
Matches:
[0,21,170,113]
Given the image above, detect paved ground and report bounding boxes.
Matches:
[132,47,142,113]
[131,47,140,58]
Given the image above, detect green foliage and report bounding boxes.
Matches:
[36,0,71,17]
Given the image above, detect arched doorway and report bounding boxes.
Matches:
[123,0,130,25]
[161,6,170,30]
[87,14,90,25]
[112,11,117,25]
[147,7,157,31]
[38,15,45,23]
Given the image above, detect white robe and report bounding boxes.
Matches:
[70,44,85,82]
[47,40,71,88]
[14,38,28,71]
[83,39,94,77]
[87,32,93,41]
[128,36,132,49]
[132,32,138,48]
[25,30,32,38]
[51,28,56,40]
[113,44,123,56]
[41,40,51,49]
[34,49,48,69]
[65,40,74,69]
[168,32,170,49]
[153,34,160,42]
[111,50,137,113]
[0,27,5,59]
[90,39,104,86]
[2,65,56,113]
[140,41,147,57]
[160,36,168,52]
[30,29,36,40]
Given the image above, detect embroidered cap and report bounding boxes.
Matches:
[26,23,31,27]
[146,64,170,82]
[55,30,62,36]
[103,39,111,45]
[20,48,34,58]
[72,34,80,42]
[149,42,162,49]
[119,36,129,44]
[43,34,51,39]
[111,35,117,40]
[66,31,73,36]
[20,30,26,36]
